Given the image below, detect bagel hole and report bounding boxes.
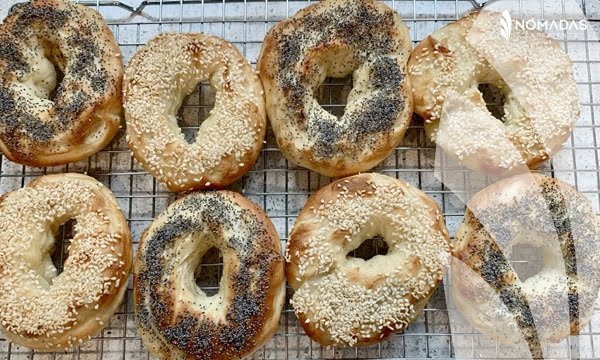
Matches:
[50,219,77,277]
[194,246,222,296]
[511,244,543,281]
[48,63,65,102]
[317,75,353,118]
[478,83,506,121]
[347,236,389,261]
[40,44,66,102]
[177,82,216,144]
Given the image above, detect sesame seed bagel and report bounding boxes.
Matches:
[258,0,413,178]
[452,174,600,358]
[134,191,285,360]
[408,11,580,176]
[0,173,132,351]
[287,173,451,347]
[0,0,123,167]
[124,34,266,192]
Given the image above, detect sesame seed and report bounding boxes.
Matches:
[288,173,450,346]
[123,33,266,192]
[0,174,131,348]
[408,11,579,174]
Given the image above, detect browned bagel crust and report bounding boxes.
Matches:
[453,174,600,357]
[408,11,579,176]
[0,173,132,351]
[258,0,413,177]
[134,191,285,360]
[124,33,266,192]
[0,0,123,167]
[287,173,451,347]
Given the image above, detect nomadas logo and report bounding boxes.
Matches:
[499,10,587,40]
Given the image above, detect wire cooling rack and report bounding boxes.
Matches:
[1,0,599,359]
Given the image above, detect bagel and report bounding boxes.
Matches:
[134,191,285,360]
[124,33,266,192]
[0,0,123,167]
[0,173,132,351]
[258,0,413,177]
[408,11,580,175]
[452,173,600,358]
[286,173,451,347]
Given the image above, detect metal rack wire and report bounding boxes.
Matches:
[0,0,598,358]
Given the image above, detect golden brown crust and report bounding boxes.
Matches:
[287,173,450,347]
[0,0,123,167]
[0,173,132,351]
[408,35,451,122]
[124,33,266,192]
[134,191,285,360]
[408,11,579,176]
[258,0,413,178]
[452,174,600,355]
